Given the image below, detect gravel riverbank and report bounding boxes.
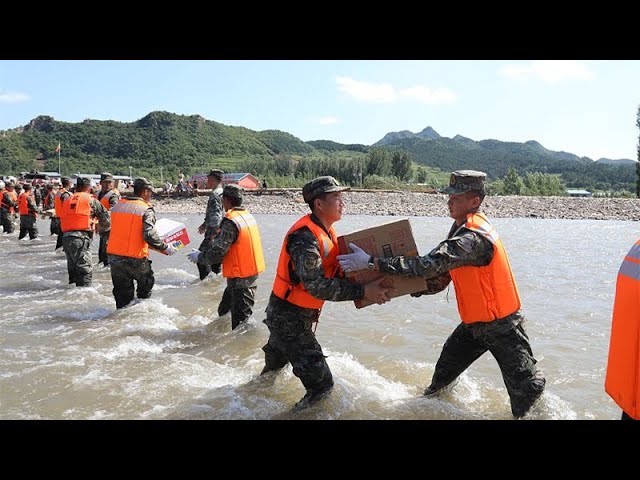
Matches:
[154,191,640,221]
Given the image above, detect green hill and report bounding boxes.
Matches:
[0,111,317,180]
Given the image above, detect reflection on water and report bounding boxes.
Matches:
[0,215,636,419]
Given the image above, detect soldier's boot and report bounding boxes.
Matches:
[423,378,458,397]
[511,375,546,419]
[292,384,334,412]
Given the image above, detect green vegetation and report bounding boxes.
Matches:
[0,111,635,196]
[490,167,566,196]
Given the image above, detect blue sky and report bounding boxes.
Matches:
[1,60,638,160]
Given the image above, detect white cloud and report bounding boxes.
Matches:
[0,90,31,103]
[336,77,455,104]
[318,116,338,125]
[500,60,594,83]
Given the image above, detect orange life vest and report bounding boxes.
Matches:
[99,188,119,210]
[54,189,69,220]
[60,192,93,232]
[18,192,33,216]
[43,192,53,209]
[107,198,149,259]
[605,239,640,419]
[1,190,17,213]
[221,209,266,278]
[449,213,521,323]
[272,214,340,310]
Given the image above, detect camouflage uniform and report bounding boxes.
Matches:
[44,190,57,235]
[97,185,121,267]
[55,190,72,250]
[1,189,18,234]
[197,185,224,279]
[377,170,545,418]
[18,192,40,240]
[62,192,110,287]
[261,214,364,405]
[108,194,165,309]
[199,206,259,329]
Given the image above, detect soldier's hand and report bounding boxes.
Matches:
[187,249,201,263]
[363,276,393,305]
[165,243,179,256]
[337,243,371,273]
[197,224,206,235]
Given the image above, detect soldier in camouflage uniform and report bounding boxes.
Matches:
[96,172,121,267]
[54,177,72,250]
[18,183,41,240]
[42,184,56,235]
[1,182,18,234]
[60,177,110,287]
[108,178,178,309]
[196,169,225,280]
[338,170,546,419]
[260,176,392,411]
[187,184,265,329]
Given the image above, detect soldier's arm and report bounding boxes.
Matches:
[141,207,166,251]
[109,191,121,208]
[90,198,111,232]
[289,228,364,302]
[199,218,238,267]
[206,194,224,231]
[378,229,494,279]
[27,196,41,214]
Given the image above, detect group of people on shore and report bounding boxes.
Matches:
[2,167,636,420]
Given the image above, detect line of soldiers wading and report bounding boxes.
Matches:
[1,169,636,420]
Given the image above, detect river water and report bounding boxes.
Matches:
[0,214,636,420]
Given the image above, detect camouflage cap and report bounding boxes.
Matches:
[302,176,350,203]
[100,172,114,182]
[133,177,154,190]
[208,169,225,180]
[222,183,243,200]
[439,170,487,195]
[75,177,92,188]
[60,176,71,185]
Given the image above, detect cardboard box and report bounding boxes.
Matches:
[337,218,427,308]
[154,218,191,255]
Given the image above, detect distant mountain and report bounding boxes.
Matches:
[373,130,420,146]
[376,128,636,191]
[416,126,441,140]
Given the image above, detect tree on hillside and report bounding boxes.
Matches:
[366,148,391,177]
[502,167,524,195]
[391,151,413,181]
[415,166,428,184]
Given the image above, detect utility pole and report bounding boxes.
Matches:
[160,166,163,185]
[129,166,133,182]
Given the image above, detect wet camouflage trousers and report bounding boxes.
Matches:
[62,235,93,287]
[18,215,38,240]
[429,314,546,418]
[109,257,155,309]
[196,232,216,280]
[261,304,334,394]
[218,284,257,329]
[98,230,110,266]
[1,210,16,234]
